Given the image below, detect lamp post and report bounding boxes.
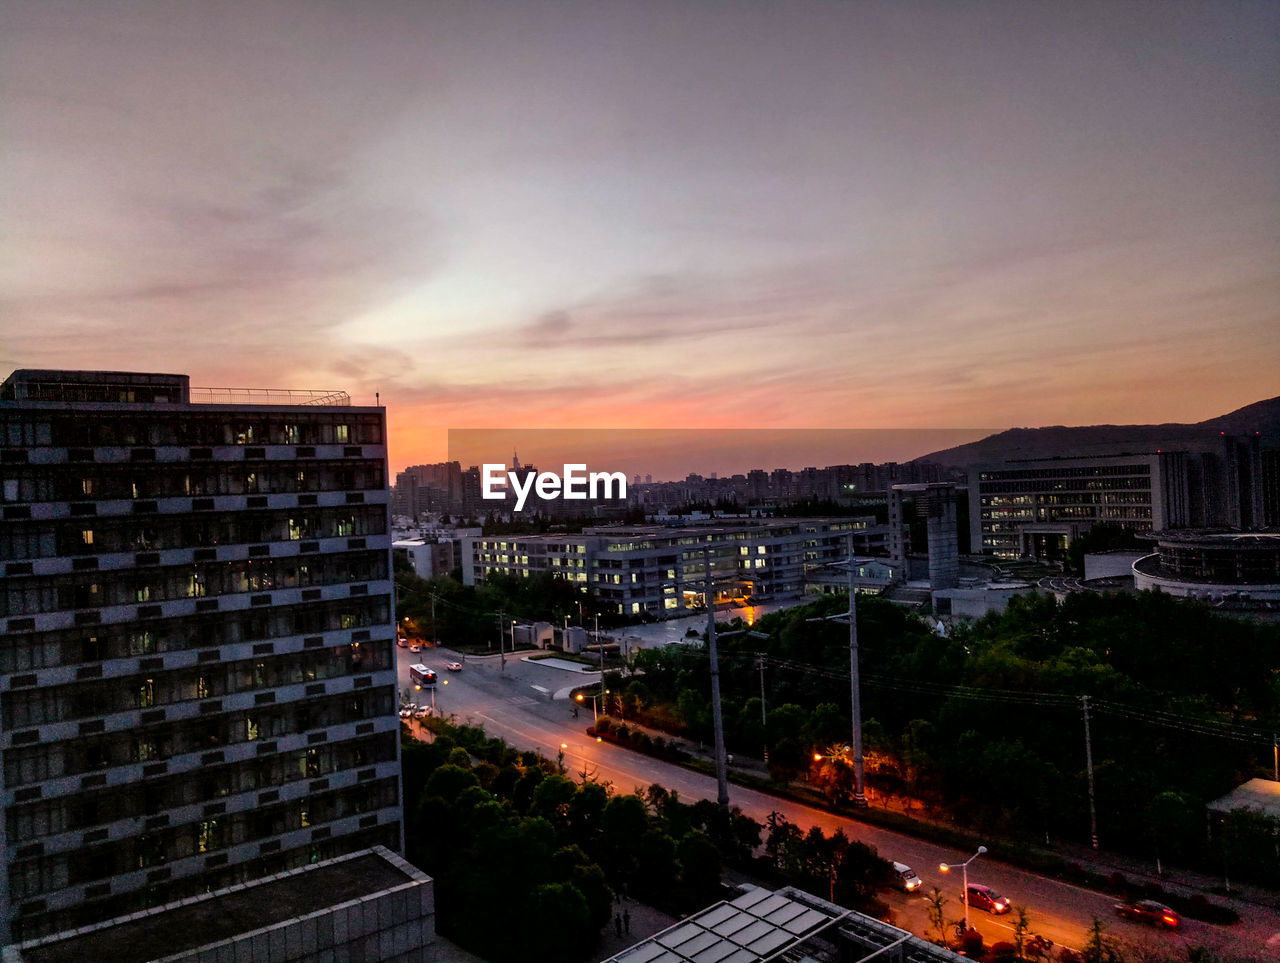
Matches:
[595,613,604,705]
[939,845,987,930]
[576,691,599,722]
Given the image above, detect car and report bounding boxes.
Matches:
[892,862,923,893]
[409,643,422,653]
[961,884,1011,915]
[414,706,434,718]
[396,638,408,648]
[445,661,463,672]
[1113,900,1180,929]
[398,704,418,718]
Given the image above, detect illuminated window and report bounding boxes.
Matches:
[81,478,97,496]
[335,424,350,443]
[197,819,219,853]
[138,678,155,708]
[81,528,94,546]
[246,717,260,741]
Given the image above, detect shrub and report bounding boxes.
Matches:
[961,930,984,957]
[990,940,1018,959]
[594,716,612,734]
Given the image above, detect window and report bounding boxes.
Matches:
[197,819,220,853]
[138,678,155,708]
[335,424,350,443]
[81,528,94,547]
[81,478,97,496]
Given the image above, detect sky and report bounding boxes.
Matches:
[2,0,1277,476]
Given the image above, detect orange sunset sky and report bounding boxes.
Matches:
[2,1,1277,477]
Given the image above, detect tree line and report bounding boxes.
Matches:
[402,720,894,962]
[620,590,1280,887]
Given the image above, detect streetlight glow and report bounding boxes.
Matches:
[943,845,988,929]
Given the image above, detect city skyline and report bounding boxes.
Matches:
[3,1,1278,475]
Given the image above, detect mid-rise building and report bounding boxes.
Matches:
[0,370,402,944]
[463,518,881,617]
[968,438,1266,560]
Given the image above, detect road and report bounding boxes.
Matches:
[397,644,1280,959]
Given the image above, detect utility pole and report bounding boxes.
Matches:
[596,612,604,708]
[846,534,866,807]
[758,654,769,764]
[704,546,730,811]
[497,609,506,673]
[1082,694,1098,849]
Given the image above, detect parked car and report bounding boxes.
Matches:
[1113,900,1180,929]
[396,638,408,648]
[961,884,1011,914]
[398,704,418,718]
[409,643,422,653]
[892,862,923,893]
[445,661,463,672]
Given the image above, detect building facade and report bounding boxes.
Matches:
[1132,531,1280,602]
[0,370,402,944]
[463,518,876,617]
[968,439,1266,560]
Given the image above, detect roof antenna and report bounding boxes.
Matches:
[375,391,380,406]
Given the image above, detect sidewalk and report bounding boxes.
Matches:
[591,892,679,962]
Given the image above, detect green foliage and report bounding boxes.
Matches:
[677,832,723,906]
[614,592,1280,882]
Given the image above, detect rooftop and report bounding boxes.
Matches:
[1,369,350,407]
[603,886,961,963]
[1206,777,1280,822]
[15,848,415,963]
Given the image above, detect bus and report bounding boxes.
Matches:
[409,664,437,690]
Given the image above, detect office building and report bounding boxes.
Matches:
[0,370,402,944]
[463,518,879,617]
[968,438,1266,560]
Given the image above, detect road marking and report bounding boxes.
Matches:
[507,695,537,706]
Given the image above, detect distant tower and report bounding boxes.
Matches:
[512,450,521,471]
[889,483,959,590]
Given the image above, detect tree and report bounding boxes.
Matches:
[1082,917,1122,963]
[601,794,650,885]
[926,887,948,945]
[677,831,722,908]
[526,882,595,961]
[423,764,479,804]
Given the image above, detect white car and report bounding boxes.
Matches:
[445,661,463,672]
[409,643,422,653]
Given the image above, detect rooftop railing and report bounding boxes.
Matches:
[189,387,351,406]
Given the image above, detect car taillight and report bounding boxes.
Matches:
[1163,915,1177,926]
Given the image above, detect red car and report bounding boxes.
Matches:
[961,884,1011,915]
[1113,900,1180,929]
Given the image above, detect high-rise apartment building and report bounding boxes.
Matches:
[0,370,402,944]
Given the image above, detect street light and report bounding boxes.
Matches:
[939,845,987,930]
[576,691,598,722]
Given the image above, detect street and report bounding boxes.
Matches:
[398,644,1280,959]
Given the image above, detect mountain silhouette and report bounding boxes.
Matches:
[915,396,1280,469]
